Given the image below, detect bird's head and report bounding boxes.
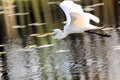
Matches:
[52,29,66,39]
[52,29,63,34]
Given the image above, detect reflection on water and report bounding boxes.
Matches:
[4,30,120,80]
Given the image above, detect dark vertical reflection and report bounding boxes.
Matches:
[113,0,120,27]
[0,15,6,43]
[68,34,88,80]
[83,34,101,80]
[98,0,104,26]
[67,32,110,80]
[1,54,9,80]
[28,1,37,33]
[89,35,109,80]
[0,46,9,80]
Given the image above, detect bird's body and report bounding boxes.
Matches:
[53,0,101,39]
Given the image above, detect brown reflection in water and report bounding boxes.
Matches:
[1,0,18,41]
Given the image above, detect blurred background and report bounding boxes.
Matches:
[0,0,120,80]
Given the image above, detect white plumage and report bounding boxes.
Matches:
[53,0,101,39]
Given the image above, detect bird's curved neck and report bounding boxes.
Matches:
[60,30,67,37]
[56,30,67,39]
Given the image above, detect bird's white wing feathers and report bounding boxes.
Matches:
[60,1,84,30]
[60,5,71,27]
[84,13,100,23]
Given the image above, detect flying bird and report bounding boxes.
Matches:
[52,0,109,39]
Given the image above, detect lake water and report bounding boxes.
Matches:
[4,29,120,80]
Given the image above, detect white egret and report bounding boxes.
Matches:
[52,0,109,39]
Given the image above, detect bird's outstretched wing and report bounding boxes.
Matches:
[69,12,100,30]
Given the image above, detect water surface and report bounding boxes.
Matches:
[5,29,120,80]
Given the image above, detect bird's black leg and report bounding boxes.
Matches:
[85,29,111,37]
